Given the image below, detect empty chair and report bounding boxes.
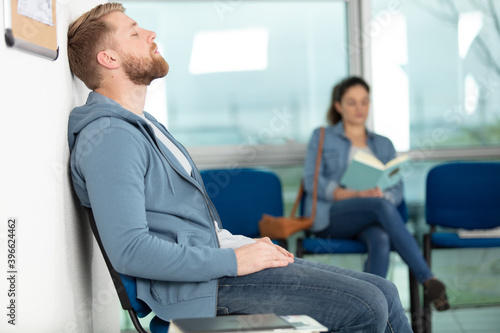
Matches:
[421,162,500,333]
[200,168,287,248]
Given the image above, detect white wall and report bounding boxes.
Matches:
[0,1,120,332]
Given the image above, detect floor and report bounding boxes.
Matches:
[429,306,500,333]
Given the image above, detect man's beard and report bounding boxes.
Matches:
[121,48,169,86]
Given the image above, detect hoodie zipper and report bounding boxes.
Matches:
[144,122,223,316]
[145,124,221,246]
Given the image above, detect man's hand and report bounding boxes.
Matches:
[234,239,294,276]
[255,237,294,259]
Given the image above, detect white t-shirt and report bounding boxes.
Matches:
[139,114,255,249]
[139,114,192,176]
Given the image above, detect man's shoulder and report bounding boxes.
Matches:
[78,115,141,138]
[73,115,150,160]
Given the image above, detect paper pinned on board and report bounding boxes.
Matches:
[18,0,53,26]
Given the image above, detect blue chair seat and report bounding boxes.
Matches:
[150,316,170,333]
[431,232,500,248]
[302,238,367,254]
[120,274,151,318]
[297,199,407,257]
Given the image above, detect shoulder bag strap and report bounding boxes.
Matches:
[289,127,325,219]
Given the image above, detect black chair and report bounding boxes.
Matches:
[85,208,170,333]
[200,168,287,248]
[85,169,287,332]
[420,162,500,333]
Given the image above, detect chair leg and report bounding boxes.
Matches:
[296,238,304,258]
[128,310,148,333]
[423,233,432,266]
[409,271,423,333]
[277,239,288,250]
[423,233,432,333]
[423,300,432,333]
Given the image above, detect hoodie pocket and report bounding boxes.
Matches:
[149,231,213,305]
[150,279,212,305]
[177,230,212,247]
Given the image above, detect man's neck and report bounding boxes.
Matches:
[95,82,147,115]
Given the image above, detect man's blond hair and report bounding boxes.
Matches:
[67,3,125,90]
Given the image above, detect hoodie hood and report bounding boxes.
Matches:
[67,91,202,196]
[68,92,149,151]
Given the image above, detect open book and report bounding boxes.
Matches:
[340,151,409,191]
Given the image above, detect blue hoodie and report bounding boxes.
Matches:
[68,92,237,320]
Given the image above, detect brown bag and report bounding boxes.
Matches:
[259,127,325,239]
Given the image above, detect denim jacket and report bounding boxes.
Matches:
[303,122,403,232]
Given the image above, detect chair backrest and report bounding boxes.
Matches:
[426,162,500,230]
[85,208,152,328]
[200,168,283,238]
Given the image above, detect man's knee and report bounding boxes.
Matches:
[348,286,389,331]
[365,273,401,302]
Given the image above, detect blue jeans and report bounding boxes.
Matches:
[315,198,433,284]
[218,258,412,333]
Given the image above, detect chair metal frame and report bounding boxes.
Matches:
[85,208,169,333]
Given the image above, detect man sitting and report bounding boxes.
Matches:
[67,3,413,332]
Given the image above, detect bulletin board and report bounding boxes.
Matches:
[3,0,58,60]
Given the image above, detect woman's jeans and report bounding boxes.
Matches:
[218,258,413,333]
[315,197,433,284]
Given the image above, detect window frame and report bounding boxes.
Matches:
[138,0,500,169]
[187,0,366,169]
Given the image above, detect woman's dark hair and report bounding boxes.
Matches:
[326,76,370,125]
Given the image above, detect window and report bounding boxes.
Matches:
[122,0,350,166]
[370,1,500,309]
[371,0,500,153]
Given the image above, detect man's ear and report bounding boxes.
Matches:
[97,50,120,69]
